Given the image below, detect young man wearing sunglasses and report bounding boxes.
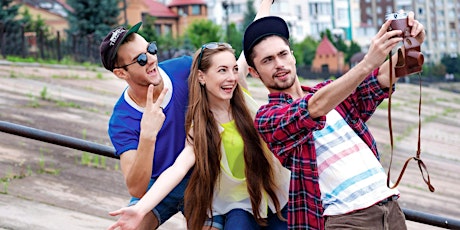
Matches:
[100,22,193,229]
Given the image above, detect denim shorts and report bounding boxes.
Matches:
[204,205,288,230]
[128,176,189,225]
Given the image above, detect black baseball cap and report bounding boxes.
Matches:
[243,16,290,59]
[100,22,142,71]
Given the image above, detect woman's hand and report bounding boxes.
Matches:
[107,206,144,230]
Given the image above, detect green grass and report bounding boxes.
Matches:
[37,148,60,175]
[27,93,40,108]
[40,86,49,100]
[78,129,107,169]
[5,55,100,70]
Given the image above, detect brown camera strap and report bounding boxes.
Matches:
[386,50,435,192]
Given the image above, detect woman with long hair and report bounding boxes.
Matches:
[181,42,290,230]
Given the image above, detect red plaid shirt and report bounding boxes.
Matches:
[255,69,389,229]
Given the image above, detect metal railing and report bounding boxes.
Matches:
[1,120,460,229]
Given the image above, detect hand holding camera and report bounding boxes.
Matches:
[386,12,424,77]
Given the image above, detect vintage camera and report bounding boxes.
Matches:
[386,12,410,38]
[386,12,424,77]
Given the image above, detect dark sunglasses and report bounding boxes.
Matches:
[197,42,232,69]
[115,42,158,69]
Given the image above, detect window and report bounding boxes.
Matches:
[178,6,188,16]
[386,6,393,14]
[296,5,302,19]
[366,7,372,15]
[367,18,373,25]
[310,3,318,16]
[231,3,242,14]
[418,7,423,15]
[437,10,444,17]
[155,24,161,35]
[191,5,201,15]
[438,20,445,29]
[439,31,445,40]
[296,25,303,36]
[338,9,347,21]
[439,42,446,50]
[279,1,289,13]
[164,24,172,35]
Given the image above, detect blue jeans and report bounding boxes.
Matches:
[128,176,189,225]
[206,205,288,230]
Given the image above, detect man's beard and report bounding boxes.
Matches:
[261,74,295,91]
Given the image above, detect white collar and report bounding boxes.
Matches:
[124,66,173,112]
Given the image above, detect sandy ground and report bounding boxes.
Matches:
[0,60,459,229]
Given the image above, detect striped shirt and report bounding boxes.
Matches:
[255,68,389,229]
[313,109,398,216]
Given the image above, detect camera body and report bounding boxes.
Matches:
[386,12,424,77]
[386,12,411,38]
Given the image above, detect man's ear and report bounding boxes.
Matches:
[113,68,128,80]
[198,70,206,85]
[248,66,260,79]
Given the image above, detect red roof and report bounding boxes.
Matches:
[168,0,206,7]
[316,36,338,55]
[55,0,73,12]
[144,0,178,18]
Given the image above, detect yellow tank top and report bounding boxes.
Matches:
[221,120,245,179]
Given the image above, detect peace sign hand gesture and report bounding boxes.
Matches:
[140,84,168,141]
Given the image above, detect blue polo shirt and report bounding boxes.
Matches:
[108,55,192,178]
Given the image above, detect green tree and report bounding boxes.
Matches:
[346,40,362,63]
[138,15,160,43]
[185,19,223,49]
[21,8,51,37]
[226,23,243,56]
[136,16,188,60]
[292,36,319,66]
[424,63,446,78]
[441,54,460,74]
[65,0,120,40]
[0,0,24,55]
[0,0,21,29]
[242,0,256,30]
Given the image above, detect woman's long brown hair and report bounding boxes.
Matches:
[183,44,284,230]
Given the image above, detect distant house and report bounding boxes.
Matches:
[16,0,70,37]
[311,36,348,75]
[125,0,207,38]
[16,0,208,39]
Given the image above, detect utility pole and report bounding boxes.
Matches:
[222,1,231,41]
[123,0,128,25]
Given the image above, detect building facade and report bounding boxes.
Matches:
[14,0,458,65]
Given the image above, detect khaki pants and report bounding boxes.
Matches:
[324,200,407,230]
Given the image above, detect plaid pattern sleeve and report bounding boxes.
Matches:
[255,90,326,229]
